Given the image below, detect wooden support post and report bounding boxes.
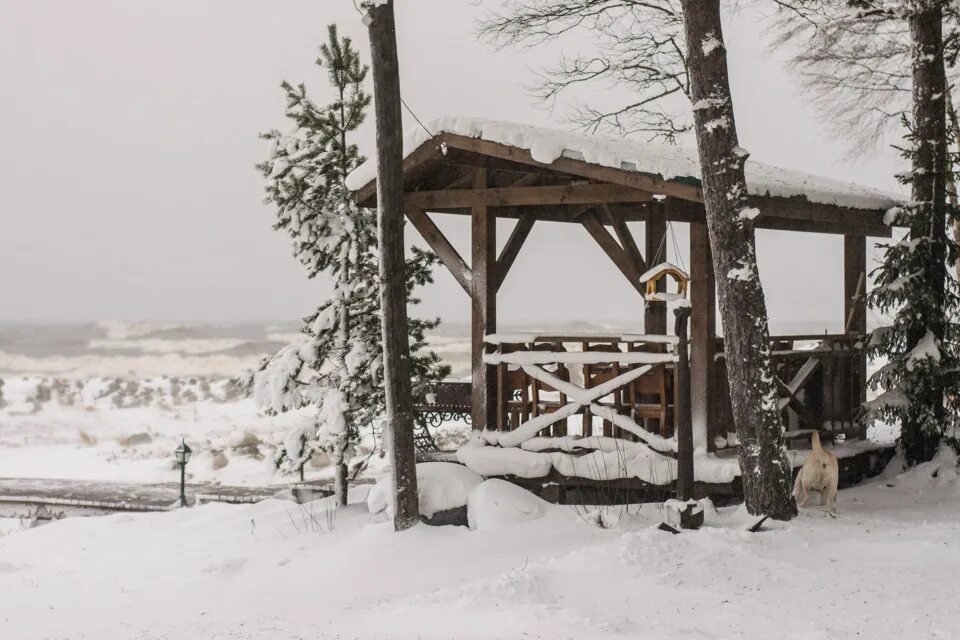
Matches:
[674,305,703,529]
[645,203,668,334]
[844,235,868,412]
[690,222,716,452]
[844,235,867,336]
[471,168,496,430]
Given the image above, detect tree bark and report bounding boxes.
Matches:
[904,1,947,464]
[945,89,960,282]
[680,0,796,520]
[334,246,351,507]
[366,0,419,531]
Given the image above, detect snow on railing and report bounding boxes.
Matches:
[479,334,681,454]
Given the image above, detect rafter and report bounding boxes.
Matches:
[495,213,536,292]
[602,203,647,275]
[405,207,472,294]
[580,210,646,297]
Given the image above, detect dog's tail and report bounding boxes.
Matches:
[811,430,823,453]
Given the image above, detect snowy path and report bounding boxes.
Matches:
[0,451,958,639]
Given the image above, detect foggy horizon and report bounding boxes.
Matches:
[1,0,905,328]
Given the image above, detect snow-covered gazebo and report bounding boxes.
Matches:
[348,117,899,495]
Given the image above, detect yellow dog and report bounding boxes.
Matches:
[793,431,839,513]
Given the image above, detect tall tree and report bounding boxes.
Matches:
[865,0,959,465]
[364,0,421,531]
[774,1,960,465]
[248,24,448,505]
[680,0,797,519]
[480,0,690,141]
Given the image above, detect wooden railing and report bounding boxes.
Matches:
[482,333,681,453]
[713,333,867,445]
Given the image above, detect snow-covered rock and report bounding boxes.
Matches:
[467,479,548,530]
[367,462,484,519]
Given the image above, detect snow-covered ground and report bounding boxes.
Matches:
[0,396,313,486]
[0,321,479,486]
[1,450,959,639]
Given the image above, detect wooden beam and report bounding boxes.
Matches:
[753,215,891,238]
[405,207,472,294]
[690,222,716,452]
[506,173,541,188]
[750,195,885,230]
[405,183,653,210]
[602,204,647,275]
[356,134,894,237]
[442,132,704,203]
[495,213,536,292]
[644,202,668,335]
[441,147,567,177]
[471,168,496,431]
[581,211,646,296]
[438,134,892,237]
[355,137,445,207]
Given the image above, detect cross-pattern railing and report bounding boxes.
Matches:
[482,333,681,454]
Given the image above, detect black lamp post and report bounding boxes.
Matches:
[174,439,192,507]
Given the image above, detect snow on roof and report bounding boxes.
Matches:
[346,116,903,211]
[639,261,688,283]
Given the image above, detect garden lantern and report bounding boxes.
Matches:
[174,439,192,507]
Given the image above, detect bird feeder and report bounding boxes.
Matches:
[639,261,690,302]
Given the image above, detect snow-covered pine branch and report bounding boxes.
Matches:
[244,24,450,503]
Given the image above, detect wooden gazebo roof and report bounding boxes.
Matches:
[347,117,885,433]
[348,117,899,238]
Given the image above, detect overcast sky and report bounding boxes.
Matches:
[0,0,904,331]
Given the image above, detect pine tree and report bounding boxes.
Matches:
[245,24,449,504]
[866,0,960,466]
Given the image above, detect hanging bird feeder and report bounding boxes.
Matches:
[639,261,690,302]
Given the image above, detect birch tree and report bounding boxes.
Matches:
[680,0,797,519]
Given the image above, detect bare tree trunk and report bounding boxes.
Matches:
[679,0,796,520]
[365,0,419,531]
[903,2,948,464]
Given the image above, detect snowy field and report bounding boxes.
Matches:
[1,450,959,640]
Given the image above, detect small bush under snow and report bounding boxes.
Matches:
[467,479,548,531]
[367,462,484,519]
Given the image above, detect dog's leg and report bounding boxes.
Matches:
[799,483,811,508]
[827,487,838,514]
